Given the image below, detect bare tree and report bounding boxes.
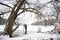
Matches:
[0,0,54,37]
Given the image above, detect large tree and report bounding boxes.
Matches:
[1,0,42,37]
[0,0,54,37]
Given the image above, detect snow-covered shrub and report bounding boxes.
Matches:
[37,27,41,33]
[54,23,60,34]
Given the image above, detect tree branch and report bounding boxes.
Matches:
[17,10,24,16]
[0,11,11,15]
[12,24,20,33]
[0,2,13,9]
[25,9,44,16]
[17,7,44,16]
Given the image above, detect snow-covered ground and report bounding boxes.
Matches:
[0,25,54,33]
[0,32,60,40]
[0,25,60,40]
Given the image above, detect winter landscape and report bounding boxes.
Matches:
[0,0,60,40]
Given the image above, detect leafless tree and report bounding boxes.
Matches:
[0,0,54,37]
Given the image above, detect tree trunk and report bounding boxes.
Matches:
[4,12,17,37]
[4,0,25,37]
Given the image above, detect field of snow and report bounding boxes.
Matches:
[0,32,60,40]
[0,25,60,40]
[0,25,54,32]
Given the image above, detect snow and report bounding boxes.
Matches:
[0,25,58,40]
[13,25,55,32]
[0,25,54,33]
[0,32,60,40]
[0,25,5,31]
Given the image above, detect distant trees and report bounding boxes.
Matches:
[52,0,60,32]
